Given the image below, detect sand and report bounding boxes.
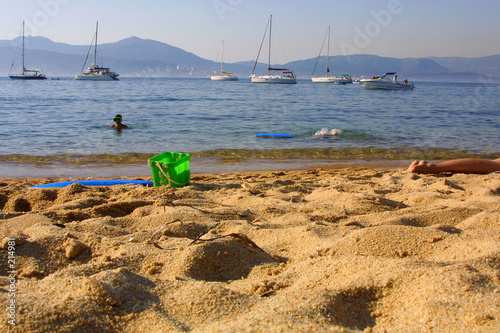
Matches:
[0,167,499,332]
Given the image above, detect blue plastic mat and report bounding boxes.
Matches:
[30,179,154,188]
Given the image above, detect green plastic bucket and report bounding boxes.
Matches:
[148,152,191,188]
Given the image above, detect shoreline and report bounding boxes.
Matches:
[0,158,413,179]
[1,149,497,179]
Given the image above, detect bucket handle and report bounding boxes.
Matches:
[156,162,189,187]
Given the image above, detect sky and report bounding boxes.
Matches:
[2,0,500,63]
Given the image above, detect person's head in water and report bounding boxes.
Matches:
[110,114,128,129]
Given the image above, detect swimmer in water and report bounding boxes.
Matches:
[407,158,500,174]
[313,128,341,136]
[109,114,128,130]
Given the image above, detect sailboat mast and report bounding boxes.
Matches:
[94,22,98,65]
[22,21,26,74]
[268,15,272,74]
[326,26,330,77]
[220,40,224,73]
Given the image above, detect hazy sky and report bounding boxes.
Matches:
[2,0,500,63]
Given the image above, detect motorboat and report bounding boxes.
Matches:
[251,15,297,84]
[75,22,119,81]
[360,72,414,90]
[211,41,238,81]
[9,21,47,80]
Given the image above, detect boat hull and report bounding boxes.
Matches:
[9,75,46,80]
[251,75,297,84]
[311,76,352,84]
[211,75,238,81]
[360,80,414,90]
[75,74,119,81]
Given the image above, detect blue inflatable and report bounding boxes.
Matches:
[29,179,154,188]
[255,133,294,138]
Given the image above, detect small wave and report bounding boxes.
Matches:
[313,128,342,136]
[0,149,496,167]
[0,153,154,165]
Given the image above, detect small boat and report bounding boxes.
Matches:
[75,22,119,81]
[311,27,352,84]
[251,15,297,84]
[9,21,47,80]
[211,41,238,81]
[360,72,414,90]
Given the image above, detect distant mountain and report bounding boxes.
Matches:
[430,55,500,78]
[0,36,88,54]
[1,36,499,81]
[0,36,222,77]
[288,54,452,77]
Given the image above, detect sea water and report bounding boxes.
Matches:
[0,77,498,177]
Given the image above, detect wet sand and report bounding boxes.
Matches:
[0,158,410,178]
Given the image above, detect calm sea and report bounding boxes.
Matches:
[0,77,499,177]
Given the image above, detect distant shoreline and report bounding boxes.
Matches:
[2,35,500,79]
[2,75,499,83]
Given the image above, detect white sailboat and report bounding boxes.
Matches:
[311,27,351,84]
[251,15,297,84]
[75,22,119,81]
[211,41,238,81]
[9,21,47,80]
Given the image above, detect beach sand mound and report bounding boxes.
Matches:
[0,168,499,332]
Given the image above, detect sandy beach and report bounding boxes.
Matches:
[0,167,499,332]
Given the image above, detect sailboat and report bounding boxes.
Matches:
[9,21,47,80]
[211,41,238,81]
[251,15,296,84]
[311,27,352,84]
[75,22,119,81]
